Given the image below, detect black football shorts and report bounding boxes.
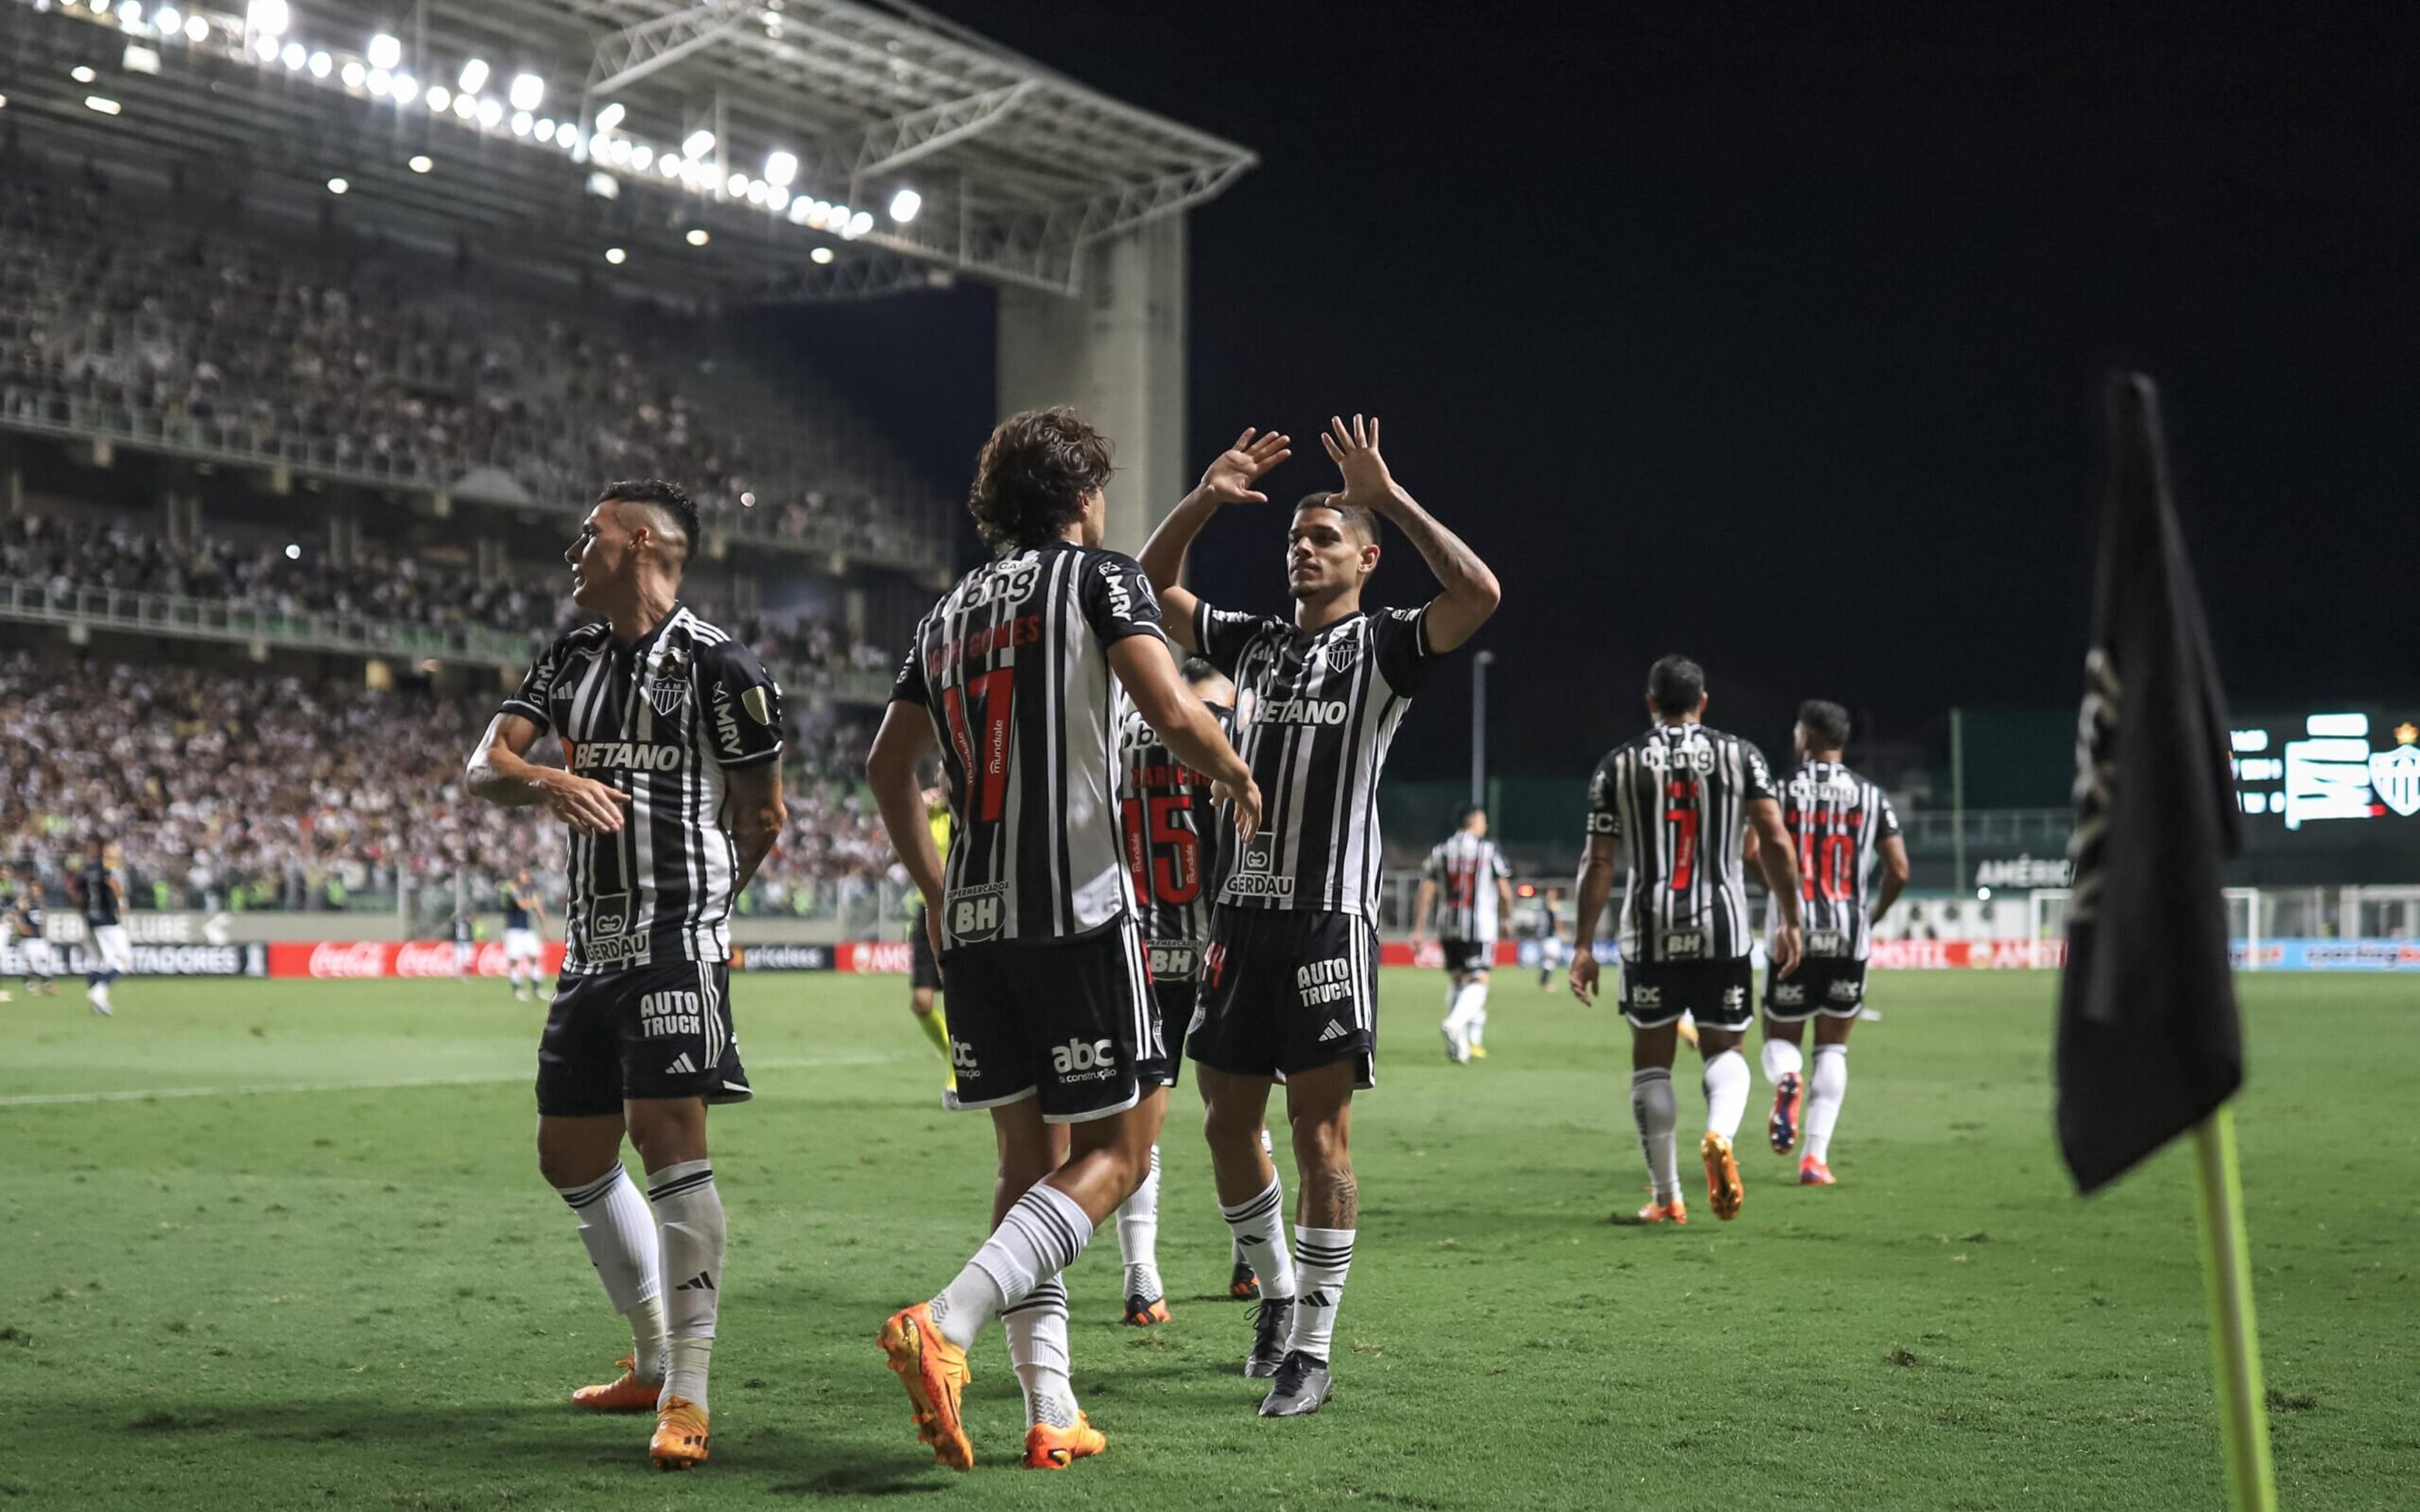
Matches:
[908,905,943,992]
[1189,905,1378,1089]
[942,917,1162,1123]
[1764,956,1868,1021]
[536,959,751,1116]
[1439,937,1492,976]
[1619,955,1754,1033]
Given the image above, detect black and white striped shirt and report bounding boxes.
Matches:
[1116,698,1235,959]
[1584,723,1777,965]
[1422,832,1509,942]
[504,606,783,975]
[1194,602,1437,920]
[1772,760,1901,961]
[892,542,1165,949]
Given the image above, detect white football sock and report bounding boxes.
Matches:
[1002,1278,1076,1429]
[1630,1067,1681,1201]
[556,1166,666,1381]
[1288,1225,1354,1363]
[933,1184,1095,1352]
[1806,1045,1848,1163]
[1468,981,1490,1047]
[1115,1144,1163,1303]
[1761,1036,1804,1086]
[1219,1176,1296,1300]
[1702,1048,1750,1142]
[647,1160,725,1411]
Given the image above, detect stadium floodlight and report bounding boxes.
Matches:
[326,176,347,194]
[252,35,277,61]
[308,50,330,77]
[763,150,798,188]
[407,154,432,174]
[509,73,543,113]
[846,209,873,238]
[683,128,715,160]
[339,59,365,88]
[124,43,162,74]
[117,1,142,26]
[630,144,654,172]
[725,171,748,197]
[685,227,709,246]
[391,74,417,105]
[786,195,812,224]
[747,181,771,206]
[604,247,626,265]
[184,14,208,42]
[476,98,504,130]
[594,101,625,132]
[284,542,301,560]
[809,245,834,265]
[888,188,921,224]
[425,84,450,113]
[456,59,488,95]
[767,185,789,211]
[72,65,97,83]
[155,6,180,35]
[585,171,618,200]
[533,116,553,139]
[366,68,389,96]
[366,33,400,70]
[246,0,287,37]
[84,94,122,115]
[510,112,532,137]
[555,121,579,148]
[661,154,684,178]
[280,42,303,69]
[451,92,475,119]
[611,137,636,164]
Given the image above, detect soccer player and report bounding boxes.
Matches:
[1109,655,1255,1325]
[1569,655,1804,1225]
[904,780,955,1099]
[1535,886,1569,992]
[867,408,1259,1472]
[465,479,789,1472]
[1143,415,1501,1416]
[503,870,549,1002]
[452,908,478,978]
[70,842,131,1016]
[4,869,59,999]
[1752,699,1909,1185]
[1411,805,1513,1063]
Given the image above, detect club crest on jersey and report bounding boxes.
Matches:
[1313,634,1360,673]
[2370,740,2420,818]
[645,675,691,717]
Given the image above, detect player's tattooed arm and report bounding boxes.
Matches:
[1569,835,1619,1004]
[1141,427,1291,649]
[866,702,948,908]
[1320,415,1500,653]
[723,759,788,893]
[464,713,631,835]
[1748,796,1806,977]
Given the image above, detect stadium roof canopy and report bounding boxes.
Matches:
[2,0,1257,299]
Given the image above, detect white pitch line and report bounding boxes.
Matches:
[0,1051,918,1108]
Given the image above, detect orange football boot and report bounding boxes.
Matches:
[879,1303,974,1471]
[1702,1131,1745,1221]
[1634,1194,1688,1224]
[572,1355,661,1413]
[1121,1295,1171,1326]
[1022,1411,1107,1469]
[1799,1157,1836,1186]
[648,1396,709,1470]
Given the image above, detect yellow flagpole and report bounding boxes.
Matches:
[2192,1106,2277,1511]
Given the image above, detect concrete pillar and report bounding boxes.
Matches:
[996,216,1188,557]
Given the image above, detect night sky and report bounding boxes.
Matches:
[809,4,2417,781]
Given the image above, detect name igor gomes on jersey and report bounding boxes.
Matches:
[892,542,1167,949]
[1585,723,1775,965]
[503,606,783,974]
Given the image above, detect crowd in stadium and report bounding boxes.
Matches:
[0,512,880,677]
[0,651,891,915]
[0,161,928,560]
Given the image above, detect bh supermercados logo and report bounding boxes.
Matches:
[2371,724,2420,818]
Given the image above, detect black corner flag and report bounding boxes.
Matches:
[2056,372,2245,1196]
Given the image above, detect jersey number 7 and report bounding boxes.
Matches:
[940,668,1016,823]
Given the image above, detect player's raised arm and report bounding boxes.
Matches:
[1107,633,1262,844]
[1138,427,1291,650]
[1322,415,1500,653]
[465,712,630,835]
[1748,796,1806,977]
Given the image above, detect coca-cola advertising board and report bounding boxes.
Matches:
[267,940,570,979]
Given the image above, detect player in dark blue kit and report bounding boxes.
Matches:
[1,862,60,1000]
[503,870,550,1002]
[70,844,130,1016]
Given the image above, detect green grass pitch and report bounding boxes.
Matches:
[1,968,2412,1510]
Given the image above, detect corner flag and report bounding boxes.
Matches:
[2056,371,2242,1194]
[2057,372,2274,1512]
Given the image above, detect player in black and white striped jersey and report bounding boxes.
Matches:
[1143,415,1500,1418]
[467,479,791,1470]
[867,409,1259,1472]
[1570,655,1804,1227]
[1751,699,1910,1186]
[1411,807,1514,1063]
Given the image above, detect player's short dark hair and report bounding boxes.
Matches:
[598,479,698,572]
[969,408,1114,551]
[1646,654,1705,716]
[1458,803,1487,827]
[1180,655,1221,686]
[1798,699,1852,750]
[1295,491,1380,548]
